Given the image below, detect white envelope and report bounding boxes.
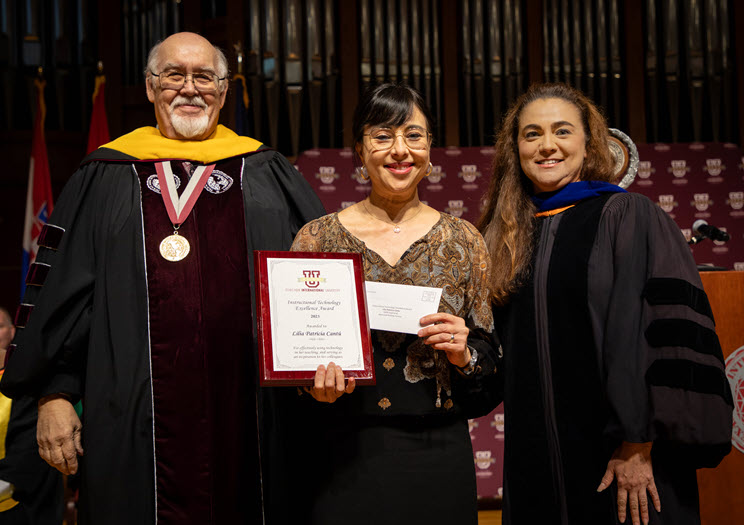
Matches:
[364,281,443,334]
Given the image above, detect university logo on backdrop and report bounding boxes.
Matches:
[728,192,744,217]
[459,164,482,190]
[490,412,505,434]
[316,166,339,193]
[704,158,725,182]
[692,193,713,218]
[425,165,445,191]
[657,194,677,214]
[475,450,496,470]
[669,160,690,185]
[445,200,467,218]
[316,166,339,184]
[636,160,655,186]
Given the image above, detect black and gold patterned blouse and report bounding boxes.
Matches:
[290,212,496,418]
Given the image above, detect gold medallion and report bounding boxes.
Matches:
[159,233,190,262]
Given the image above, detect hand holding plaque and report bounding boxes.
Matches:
[254,251,374,385]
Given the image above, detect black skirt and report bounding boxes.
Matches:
[299,416,477,525]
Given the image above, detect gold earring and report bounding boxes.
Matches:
[425,162,433,176]
[360,166,369,180]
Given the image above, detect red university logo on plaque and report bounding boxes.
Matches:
[302,270,322,288]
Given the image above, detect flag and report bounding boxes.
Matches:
[86,73,110,154]
[233,73,251,136]
[21,78,54,297]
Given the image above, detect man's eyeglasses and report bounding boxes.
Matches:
[363,127,431,151]
[150,69,226,94]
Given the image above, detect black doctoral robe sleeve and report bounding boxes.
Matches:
[589,192,733,468]
[450,221,503,419]
[240,148,326,281]
[1,159,139,401]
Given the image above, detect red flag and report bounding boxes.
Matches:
[86,74,110,154]
[21,78,54,295]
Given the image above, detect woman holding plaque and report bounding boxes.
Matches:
[477,83,733,525]
[285,83,499,525]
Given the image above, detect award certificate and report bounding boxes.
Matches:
[254,251,374,386]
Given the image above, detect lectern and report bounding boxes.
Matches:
[698,271,744,525]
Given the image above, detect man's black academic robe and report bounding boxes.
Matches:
[1,126,326,525]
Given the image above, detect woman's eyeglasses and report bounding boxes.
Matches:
[364,128,431,151]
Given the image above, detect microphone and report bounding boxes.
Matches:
[692,220,730,242]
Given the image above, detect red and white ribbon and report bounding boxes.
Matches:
[155,161,215,226]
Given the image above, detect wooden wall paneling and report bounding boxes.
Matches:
[338,0,359,148]
[460,1,473,146]
[471,0,486,145]
[508,0,525,106]
[684,0,704,142]
[440,0,459,146]
[410,0,422,93]
[718,0,735,143]
[704,0,722,142]
[97,0,123,138]
[202,0,246,135]
[487,0,502,131]
[324,0,339,147]
[608,0,623,128]
[421,0,432,109]
[596,0,609,111]
[525,0,544,85]
[571,0,583,89]
[582,0,596,99]
[560,0,571,85]
[662,0,680,143]
[624,0,647,142]
[697,271,744,525]
[430,1,441,141]
[734,0,744,146]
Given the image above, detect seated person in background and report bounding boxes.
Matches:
[0,306,63,524]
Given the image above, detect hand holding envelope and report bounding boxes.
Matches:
[365,281,471,368]
[417,311,471,369]
[305,282,472,402]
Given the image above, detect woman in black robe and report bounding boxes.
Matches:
[477,83,733,525]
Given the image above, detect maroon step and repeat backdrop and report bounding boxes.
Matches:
[295,142,744,500]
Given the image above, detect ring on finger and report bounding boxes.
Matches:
[449,333,455,343]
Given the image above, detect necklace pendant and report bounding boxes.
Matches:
[393,225,401,234]
[160,232,190,261]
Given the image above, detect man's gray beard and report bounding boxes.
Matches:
[170,112,209,138]
[169,95,209,138]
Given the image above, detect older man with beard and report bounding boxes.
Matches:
[0,32,325,525]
